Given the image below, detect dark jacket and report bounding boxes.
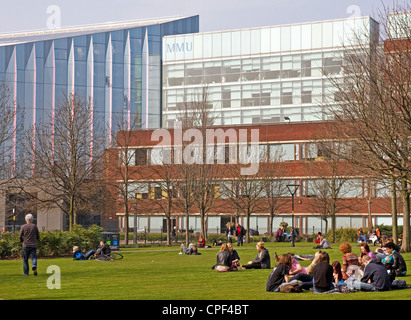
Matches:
[266,263,289,292]
[236,226,246,237]
[361,258,391,291]
[226,227,234,237]
[19,223,39,247]
[216,251,231,266]
[391,251,407,274]
[229,250,240,264]
[252,248,271,269]
[313,262,333,292]
[73,250,85,260]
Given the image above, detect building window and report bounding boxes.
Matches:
[135,149,148,165]
[281,89,293,105]
[127,182,148,199]
[269,143,295,161]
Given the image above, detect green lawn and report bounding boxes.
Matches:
[1,242,410,301]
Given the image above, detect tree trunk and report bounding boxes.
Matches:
[246,210,250,243]
[390,178,398,246]
[185,208,190,247]
[69,194,75,231]
[400,179,410,252]
[331,199,336,243]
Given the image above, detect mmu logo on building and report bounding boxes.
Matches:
[165,40,193,60]
[167,41,193,53]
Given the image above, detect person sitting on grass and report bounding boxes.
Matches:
[73,246,95,260]
[313,235,331,249]
[337,255,391,292]
[180,243,201,255]
[288,250,323,290]
[288,253,307,276]
[382,242,407,277]
[312,251,334,293]
[213,243,236,272]
[332,261,344,285]
[73,246,85,260]
[198,235,206,248]
[94,240,111,259]
[266,254,293,292]
[359,243,376,268]
[340,242,361,280]
[227,243,240,269]
[240,241,270,269]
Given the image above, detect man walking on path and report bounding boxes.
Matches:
[19,214,39,276]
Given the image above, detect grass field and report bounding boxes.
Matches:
[1,242,410,301]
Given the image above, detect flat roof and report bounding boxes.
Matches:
[0,16,192,46]
[164,15,376,39]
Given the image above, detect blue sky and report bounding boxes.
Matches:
[0,0,391,34]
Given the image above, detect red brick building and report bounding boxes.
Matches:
[104,121,396,235]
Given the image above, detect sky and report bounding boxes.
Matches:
[0,0,395,35]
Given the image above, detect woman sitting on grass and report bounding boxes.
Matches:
[312,251,334,293]
[266,254,293,292]
[339,242,361,280]
[240,241,270,270]
[288,253,307,276]
[214,243,233,272]
[289,250,322,290]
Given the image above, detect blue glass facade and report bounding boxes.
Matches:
[0,16,199,163]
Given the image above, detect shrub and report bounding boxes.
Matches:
[39,230,67,256]
[70,224,102,252]
[324,228,358,242]
[0,225,103,258]
[0,239,11,259]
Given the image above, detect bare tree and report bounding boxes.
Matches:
[325,3,410,251]
[21,92,105,231]
[176,86,220,239]
[105,115,145,245]
[304,141,364,242]
[261,147,288,236]
[174,162,197,246]
[221,162,265,243]
[149,147,178,245]
[0,83,22,189]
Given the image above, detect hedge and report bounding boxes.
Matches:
[0,224,103,259]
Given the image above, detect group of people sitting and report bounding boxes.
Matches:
[212,241,270,272]
[274,227,299,242]
[267,241,407,293]
[206,238,407,293]
[357,227,382,245]
[72,240,111,260]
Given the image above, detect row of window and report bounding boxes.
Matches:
[163,18,373,62]
[163,52,343,87]
[120,141,345,166]
[163,106,333,127]
[163,79,341,112]
[124,178,372,200]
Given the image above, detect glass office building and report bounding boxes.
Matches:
[0,16,199,163]
[162,17,378,127]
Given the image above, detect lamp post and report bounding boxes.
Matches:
[133,201,137,244]
[286,184,299,248]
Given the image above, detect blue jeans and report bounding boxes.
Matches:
[237,236,243,246]
[313,279,334,293]
[22,247,37,276]
[290,273,314,290]
[337,280,377,291]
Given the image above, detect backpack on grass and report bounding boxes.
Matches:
[280,282,303,293]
